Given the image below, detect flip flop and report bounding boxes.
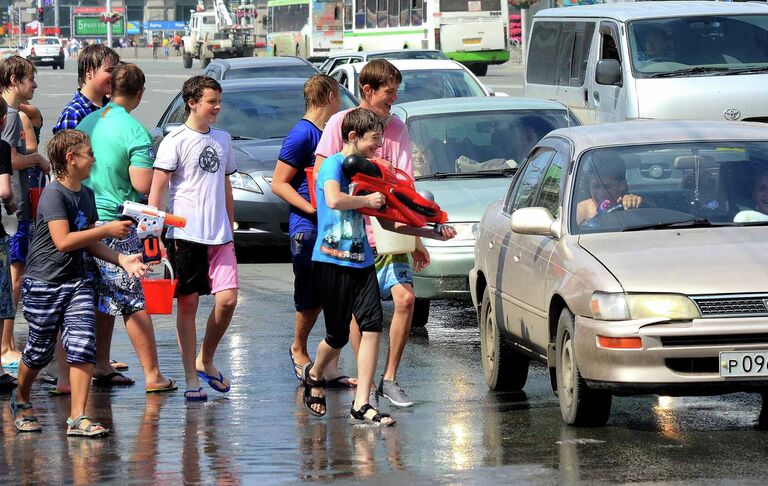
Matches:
[325,375,357,389]
[110,360,129,372]
[92,372,135,388]
[146,379,178,394]
[289,349,311,382]
[196,370,230,393]
[184,387,207,402]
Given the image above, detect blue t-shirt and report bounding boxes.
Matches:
[278,119,321,235]
[312,152,374,268]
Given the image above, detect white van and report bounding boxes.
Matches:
[524,1,768,124]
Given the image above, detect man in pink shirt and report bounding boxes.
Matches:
[315,60,429,407]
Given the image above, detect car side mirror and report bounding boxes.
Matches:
[596,59,622,86]
[163,123,182,136]
[510,207,561,238]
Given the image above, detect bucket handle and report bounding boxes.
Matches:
[149,257,174,281]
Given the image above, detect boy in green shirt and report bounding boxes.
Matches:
[76,63,175,394]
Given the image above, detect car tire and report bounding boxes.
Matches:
[412,298,430,328]
[480,286,529,391]
[52,64,57,70]
[59,62,65,69]
[183,53,193,69]
[471,64,488,76]
[556,307,612,426]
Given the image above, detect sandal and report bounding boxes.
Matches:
[289,348,311,382]
[350,402,396,427]
[9,394,42,433]
[66,415,109,437]
[184,387,208,402]
[303,363,326,417]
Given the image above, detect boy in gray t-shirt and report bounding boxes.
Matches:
[10,130,145,437]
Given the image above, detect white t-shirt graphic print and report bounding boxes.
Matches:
[154,124,237,245]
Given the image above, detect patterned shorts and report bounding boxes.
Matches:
[93,224,146,316]
[374,253,413,300]
[0,238,14,319]
[21,277,96,369]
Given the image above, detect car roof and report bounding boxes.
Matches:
[219,77,308,92]
[326,49,442,59]
[536,1,768,22]
[209,56,313,69]
[346,59,464,71]
[548,120,768,157]
[394,97,570,117]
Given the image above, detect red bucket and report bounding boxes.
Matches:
[141,259,177,315]
[29,173,46,220]
[305,167,317,208]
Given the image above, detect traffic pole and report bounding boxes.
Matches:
[37,0,43,36]
[106,0,112,47]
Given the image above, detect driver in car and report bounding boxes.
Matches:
[641,27,674,62]
[577,157,643,225]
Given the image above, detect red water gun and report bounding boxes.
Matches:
[341,154,448,228]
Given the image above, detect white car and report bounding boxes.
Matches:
[329,59,503,103]
[21,36,65,69]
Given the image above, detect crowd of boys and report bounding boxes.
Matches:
[0,45,453,436]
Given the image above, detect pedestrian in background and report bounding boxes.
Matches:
[149,76,238,402]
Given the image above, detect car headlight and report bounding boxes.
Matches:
[229,172,263,194]
[590,292,701,321]
[450,222,479,241]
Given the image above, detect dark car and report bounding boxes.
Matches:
[202,56,319,81]
[151,78,357,248]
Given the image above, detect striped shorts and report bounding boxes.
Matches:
[20,277,97,369]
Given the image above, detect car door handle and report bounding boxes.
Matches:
[593,91,600,103]
[513,249,521,263]
[488,240,494,249]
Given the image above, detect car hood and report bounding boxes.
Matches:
[231,138,283,173]
[414,176,511,223]
[578,226,768,294]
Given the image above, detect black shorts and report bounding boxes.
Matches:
[314,262,382,348]
[167,238,211,296]
[290,231,320,311]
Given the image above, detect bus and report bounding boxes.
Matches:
[341,1,509,75]
[266,0,344,60]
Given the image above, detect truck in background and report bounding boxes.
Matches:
[183,0,258,69]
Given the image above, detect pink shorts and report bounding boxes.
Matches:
[208,242,239,294]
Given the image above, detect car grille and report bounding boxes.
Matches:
[666,357,718,373]
[691,294,768,318]
[660,333,768,347]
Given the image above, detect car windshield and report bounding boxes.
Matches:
[225,65,317,80]
[571,142,768,234]
[214,87,356,139]
[397,70,486,104]
[368,50,448,60]
[406,110,575,177]
[32,38,59,45]
[628,15,768,78]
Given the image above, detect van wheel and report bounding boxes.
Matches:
[556,308,612,426]
[183,53,193,68]
[411,298,430,328]
[52,64,57,70]
[480,287,529,391]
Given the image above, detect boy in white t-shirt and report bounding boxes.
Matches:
[148,76,238,402]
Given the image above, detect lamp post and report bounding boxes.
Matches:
[106,0,112,47]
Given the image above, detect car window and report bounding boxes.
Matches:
[225,64,318,79]
[165,94,187,125]
[504,148,555,213]
[407,110,575,177]
[397,69,486,104]
[533,152,566,218]
[333,70,349,88]
[570,141,768,234]
[33,38,60,45]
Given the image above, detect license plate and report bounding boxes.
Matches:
[720,351,768,377]
[463,38,481,45]
[41,57,53,61]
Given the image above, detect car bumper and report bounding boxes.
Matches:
[412,243,474,300]
[574,315,768,395]
[232,187,289,247]
[28,55,63,65]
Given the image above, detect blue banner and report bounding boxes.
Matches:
[143,21,186,31]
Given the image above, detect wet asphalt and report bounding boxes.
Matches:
[2,262,768,485]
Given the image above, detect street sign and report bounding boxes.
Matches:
[74,15,125,36]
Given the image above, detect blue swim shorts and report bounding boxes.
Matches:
[9,220,32,264]
[374,253,413,300]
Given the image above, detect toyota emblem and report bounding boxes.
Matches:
[724,108,741,121]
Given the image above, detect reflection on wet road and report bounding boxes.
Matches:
[2,264,768,483]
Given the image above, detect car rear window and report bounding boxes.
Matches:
[225,65,317,80]
[32,38,60,45]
